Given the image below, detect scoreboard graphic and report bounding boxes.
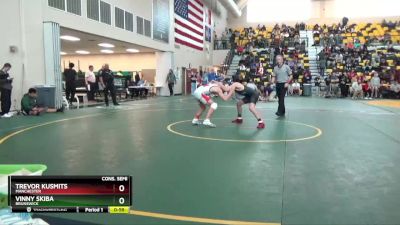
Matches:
[8,176,132,213]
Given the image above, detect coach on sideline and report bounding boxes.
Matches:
[271,55,293,117]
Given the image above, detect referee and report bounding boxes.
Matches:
[271,55,293,117]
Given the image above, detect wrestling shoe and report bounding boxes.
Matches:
[232,118,243,124]
[257,122,265,129]
[192,118,202,125]
[203,119,216,128]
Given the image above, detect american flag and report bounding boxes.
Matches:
[174,0,204,51]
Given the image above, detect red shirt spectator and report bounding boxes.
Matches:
[395,70,400,82]
[237,46,244,54]
[349,71,356,79]
[362,82,370,92]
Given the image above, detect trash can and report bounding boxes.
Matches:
[35,86,56,108]
[303,84,312,96]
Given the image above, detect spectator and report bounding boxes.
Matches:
[85,65,97,101]
[339,73,350,98]
[351,80,363,99]
[330,72,340,97]
[237,45,244,55]
[362,80,372,99]
[166,69,176,96]
[132,72,139,85]
[289,80,302,96]
[303,69,312,84]
[0,63,13,118]
[64,63,77,104]
[370,71,381,98]
[99,64,119,106]
[239,63,246,71]
[137,75,149,97]
[21,88,63,115]
[389,80,400,98]
[197,69,203,87]
[324,74,331,97]
[318,51,326,77]
[207,67,218,83]
[314,75,322,97]
[190,71,197,94]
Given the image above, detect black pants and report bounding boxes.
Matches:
[0,88,11,115]
[168,83,174,96]
[65,82,76,103]
[340,84,348,97]
[139,88,148,97]
[276,83,287,115]
[319,67,325,77]
[87,82,96,101]
[364,89,372,97]
[104,84,117,106]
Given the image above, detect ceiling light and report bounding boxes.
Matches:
[75,50,90,55]
[101,49,114,54]
[60,35,80,41]
[126,48,140,53]
[98,43,115,48]
[60,52,67,55]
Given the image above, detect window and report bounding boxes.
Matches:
[49,0,81,15]
[115,7,125,29]
[48,0,66,10]
[137,16,144,35]
[87,0,100,21]
[125,12,134,32]
[144,19,151,37]
[100,1,111,25]
[66,0,81,15]
[137,17,151,37]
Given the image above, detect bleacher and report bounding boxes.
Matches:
[219,20,400,99]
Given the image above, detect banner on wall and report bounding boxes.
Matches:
[205,26,211,42]
[205,7,211,27]
[153,0,170,43]
[204,6,212,42]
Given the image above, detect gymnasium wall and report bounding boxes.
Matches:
[0,0,46,110]
[42,0,171,53]
[228,0,400,29]
[61,53,157,72]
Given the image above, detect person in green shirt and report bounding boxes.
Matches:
[21,88,63,115]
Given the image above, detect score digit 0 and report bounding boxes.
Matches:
[119,197,125,205]
[119,185,125,192]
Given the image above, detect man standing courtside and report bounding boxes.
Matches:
[99,64,119,106]
[64,63,77,104]
[271,55,292,117]
[166,69,176,96]
[85,65,96,101]
[0,63,13,118]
